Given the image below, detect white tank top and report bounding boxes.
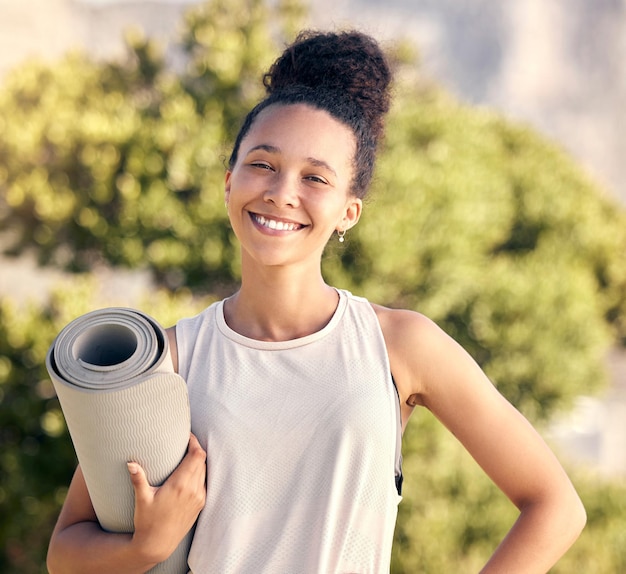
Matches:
[176,289,402,574]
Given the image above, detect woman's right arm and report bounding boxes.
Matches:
[47,434,206,574]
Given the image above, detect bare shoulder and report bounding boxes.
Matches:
[371,303,440,344]
[370,303,494,410]
[370,303,457,414]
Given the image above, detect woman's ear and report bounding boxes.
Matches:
[340,197,362,231]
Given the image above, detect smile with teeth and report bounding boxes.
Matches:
[252,213,303,232]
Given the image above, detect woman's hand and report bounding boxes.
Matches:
[47,433,207,574]
[128,433,207,564]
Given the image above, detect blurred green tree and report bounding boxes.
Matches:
[324,81,626,419]
[0,0,626,572]
[0,0,305,292]
[0,296,73,574]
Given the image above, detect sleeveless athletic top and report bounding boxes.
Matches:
[176,289,403,574]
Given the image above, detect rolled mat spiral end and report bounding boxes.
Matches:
[47,308,194,574]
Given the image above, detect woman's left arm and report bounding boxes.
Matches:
[374,306,586,574]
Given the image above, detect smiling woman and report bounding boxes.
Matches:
[224,103,360,272]
[47,29,586,574]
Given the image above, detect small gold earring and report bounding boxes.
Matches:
[337,229,346,243]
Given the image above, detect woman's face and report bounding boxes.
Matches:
[225,103,362,269]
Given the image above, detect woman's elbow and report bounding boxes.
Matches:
[46,540,62,574]
[567,490,587,541]
[46,524,73,574]
[549,480,587,549]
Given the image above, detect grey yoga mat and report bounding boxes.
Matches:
[47,307,193,573]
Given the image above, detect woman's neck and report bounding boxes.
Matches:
[223,262,339,342]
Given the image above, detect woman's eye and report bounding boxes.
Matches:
[305,175,328,185]
[250,162,273,171]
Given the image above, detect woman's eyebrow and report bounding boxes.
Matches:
[244,143,280,156]
[307,157,337,177]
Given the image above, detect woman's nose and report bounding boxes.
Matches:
[263,174,300,208]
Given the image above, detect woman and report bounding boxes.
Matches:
[47,30,586,573]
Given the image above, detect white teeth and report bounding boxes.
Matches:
[254,214,300,231]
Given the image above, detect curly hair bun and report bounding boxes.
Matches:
[264,30,392,140]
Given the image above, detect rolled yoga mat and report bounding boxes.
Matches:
[46,308,193,574]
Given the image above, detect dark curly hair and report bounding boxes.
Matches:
[228,30,393,198]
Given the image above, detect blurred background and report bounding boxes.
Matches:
[2,0,625,473]
[2,0,625,202]
[0,1,625,572]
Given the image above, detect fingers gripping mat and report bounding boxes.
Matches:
[47,308,193,573]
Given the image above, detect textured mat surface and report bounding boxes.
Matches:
[47,308,193,573]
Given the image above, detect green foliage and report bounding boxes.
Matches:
[0,0,626,572]
[0,298,72,574]
[0,0,305,292]
[179,0,300,136]
[0,47,232,289]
